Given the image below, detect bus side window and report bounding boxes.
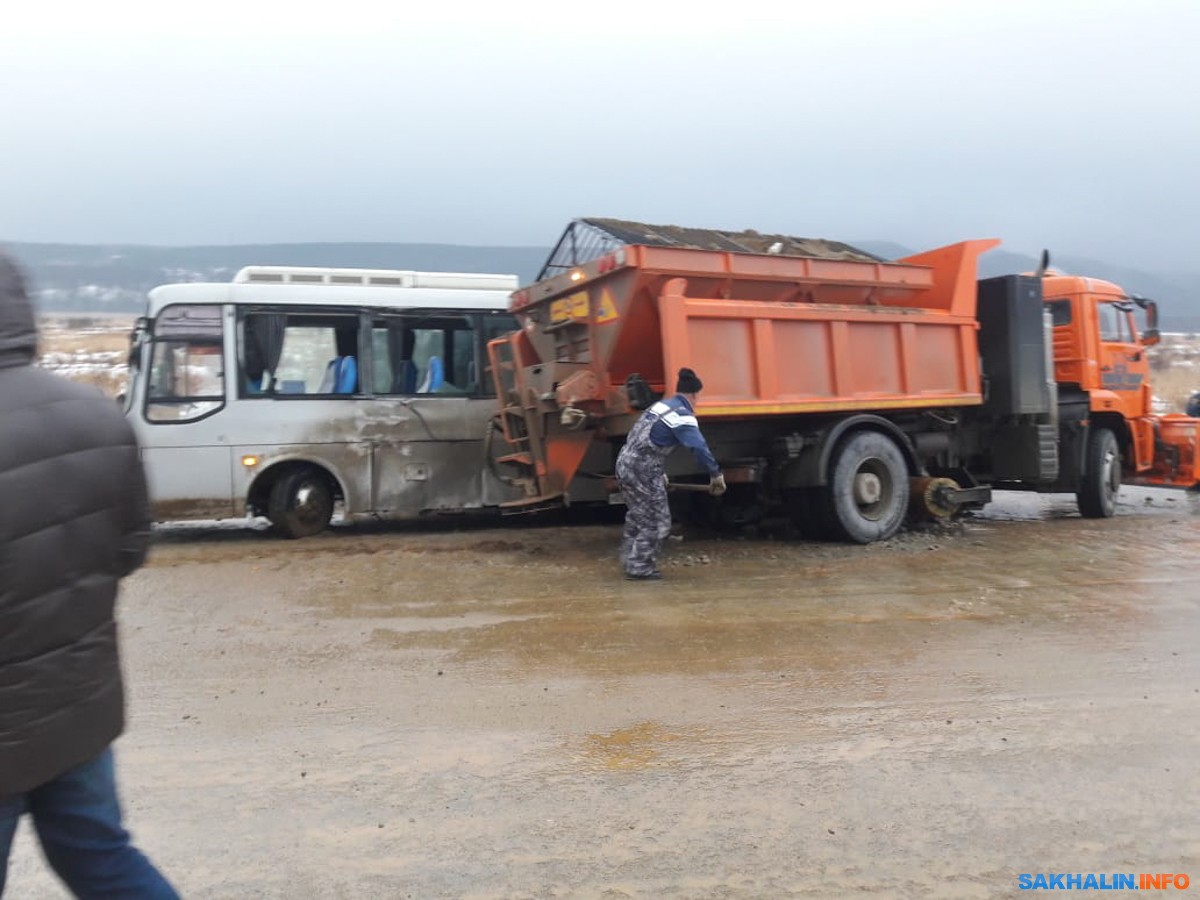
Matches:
[411,327,445,393]
[370,326,394,394]
[243,313,359,396]
[146,304,225,423]
[415,320,475,395]
[369,314,512,397]
[452,329,474,391]
[372,316,477,396]
[146,341,224,422]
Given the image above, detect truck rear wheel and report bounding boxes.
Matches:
[1076,426,1120,518]
[825,431,910,544]
[268,467,335,538]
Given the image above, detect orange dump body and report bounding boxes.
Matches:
[490,236,1000,504]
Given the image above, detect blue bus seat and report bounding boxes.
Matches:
[335,356,357,394]
[418,356,444,393]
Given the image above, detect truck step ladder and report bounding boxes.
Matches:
[487,335,541,496]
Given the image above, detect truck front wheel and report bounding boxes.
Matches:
[1076,427,1120,518]
[825,431,910,544]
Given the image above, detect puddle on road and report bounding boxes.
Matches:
[145,486,1200,683]
[571,721,710,771]
[977,486,1200,522]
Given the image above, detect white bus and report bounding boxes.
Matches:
[123,265,526,536]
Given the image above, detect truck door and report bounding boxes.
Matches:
[1093,300,1150,420]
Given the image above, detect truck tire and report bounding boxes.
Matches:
[268,467,335,538]
[825,431,910,544]
[1076,426,1120,518]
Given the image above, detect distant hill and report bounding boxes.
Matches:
[7,238,1198,331]
[4,241,549,313]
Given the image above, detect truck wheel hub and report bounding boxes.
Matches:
[854,472,883,505]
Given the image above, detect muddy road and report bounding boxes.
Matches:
[9,488,1200,898]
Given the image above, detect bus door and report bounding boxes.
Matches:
[137,304,235,519]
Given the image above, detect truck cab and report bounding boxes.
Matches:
[1043,274,1161,479]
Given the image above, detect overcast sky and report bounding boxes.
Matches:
[2,0,1197,271]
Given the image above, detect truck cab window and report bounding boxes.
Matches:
[1047,300,1072,327]
[1098,302,1131,343]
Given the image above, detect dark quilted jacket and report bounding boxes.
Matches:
[0,253,151,797]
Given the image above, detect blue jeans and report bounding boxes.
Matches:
[0,747,177,899]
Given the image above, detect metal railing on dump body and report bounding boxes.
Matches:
[535,218,885,282]
[537,220,627,281]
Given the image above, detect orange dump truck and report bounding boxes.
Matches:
[487,218,1200,542]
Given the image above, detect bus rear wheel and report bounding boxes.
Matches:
[268,467,334,538]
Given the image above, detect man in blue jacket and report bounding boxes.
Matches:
[616,367,726,580]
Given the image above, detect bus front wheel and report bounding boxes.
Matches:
[268,467,334,538]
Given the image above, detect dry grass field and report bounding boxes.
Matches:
[1150,333,1200,411]
[1152,366,1199,411]
[37,314,134,397]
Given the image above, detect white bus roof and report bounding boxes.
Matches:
[231,266,519,291]
[145,268,519,318]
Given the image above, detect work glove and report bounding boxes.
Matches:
[709,472,727,496]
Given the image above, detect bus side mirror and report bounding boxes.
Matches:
[128,316,149,369]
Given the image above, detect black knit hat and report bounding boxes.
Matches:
[676,367,703,394]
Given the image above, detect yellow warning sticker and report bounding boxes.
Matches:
[596,288,619,324]
[550,291,590,323]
